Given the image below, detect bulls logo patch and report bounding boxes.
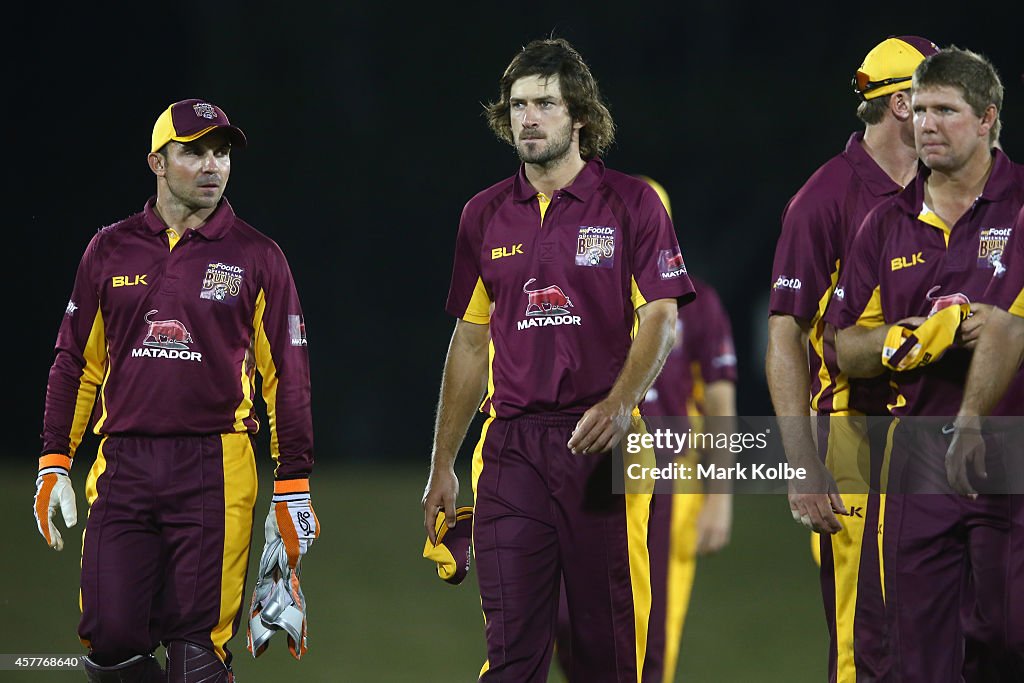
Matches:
[193,102,218,119]
[200,262,244,304]
[575,226,615,268]
[978,227,1011,276]
[517,278,582,331]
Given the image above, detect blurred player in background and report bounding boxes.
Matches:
[421,38,694,682]
[828,47,1024,681]
[32,99,318,682]
[637,177,737,683]
[766,35,938,682]
[551,176,737,683]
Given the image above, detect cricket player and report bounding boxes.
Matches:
[766,35,937,682]
[945,204,1024,676]
[420,38,694,682]
[33,99,318,682]
[827,48,1024,681]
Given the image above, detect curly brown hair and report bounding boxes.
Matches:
[484,38,615,159]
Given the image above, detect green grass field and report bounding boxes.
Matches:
[9,460,827,681]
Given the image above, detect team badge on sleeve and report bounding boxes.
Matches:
[658,248,687,279]
[289,315,307,346]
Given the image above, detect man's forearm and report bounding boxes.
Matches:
[958,308,1024,418]
[766,315,818,466]
[701,381,737,494]
[431,320,490,468]
[836,324,889,378]
[607,299,677,409]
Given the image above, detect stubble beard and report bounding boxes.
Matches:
[516,121,574,168]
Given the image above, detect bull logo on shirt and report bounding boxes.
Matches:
[200,262,244,304]
[517,279,583,331]
[926,286,970,318]
[143,310,193,349]
[523,279,573,316]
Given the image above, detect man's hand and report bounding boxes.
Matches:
[34,471,77,551]
[568,398,632,455]
[958,304,994,349]
[945,420,986,498]
[266,480,319,570]
[696,493,732,555]
[787,459,847,534]
[422,466,459,545]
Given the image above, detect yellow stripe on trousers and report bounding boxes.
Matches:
[210,434,258,661]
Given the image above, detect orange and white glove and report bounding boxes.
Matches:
[33,454,77,551]
[265,479,319,570]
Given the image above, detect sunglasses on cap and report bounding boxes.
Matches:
[852,72,911,97]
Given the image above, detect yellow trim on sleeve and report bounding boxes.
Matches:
[810,261,850,413]
[630,276,648,339]
[855,286,885,329]
[79,308,109,443]
[232,341,255,432]
[1009,288,1024,319]
[462,277,492,324]
[252,289,281,469]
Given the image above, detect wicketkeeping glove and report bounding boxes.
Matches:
[247,536,309,660]
[266,479,319,569]
[33,454,77,551]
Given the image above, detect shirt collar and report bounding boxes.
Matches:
[895,148,1015,216]
[843,131,903,198]
[511,157,606,202]
[142,196,236,240]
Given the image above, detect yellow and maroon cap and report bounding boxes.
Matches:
[422,506,474,585]
[150,99,247,154]
[853,36,940,100]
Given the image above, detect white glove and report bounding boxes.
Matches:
[34,472,77,551]
[266,480,319,569]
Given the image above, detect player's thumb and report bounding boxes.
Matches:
[973,449,988,481]
[58,483,78,528]
[829,492,848,516]
[445,500,457,529]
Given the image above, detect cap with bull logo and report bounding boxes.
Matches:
[150,99,248,154]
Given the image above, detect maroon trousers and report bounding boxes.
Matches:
[79,434,257,666]
[472,415,651,683]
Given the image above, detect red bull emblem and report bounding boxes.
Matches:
[926,286,970,318]
[143,309,194,349]
[658,248,687,279]
[523,278,573,316]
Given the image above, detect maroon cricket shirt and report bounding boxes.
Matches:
[42,198,313,478]
[769,132,902,415]
[446,159,695,418]
[826,150,1024,417]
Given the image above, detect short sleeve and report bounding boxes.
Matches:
[629,185,695,308]
[689,286,738,384]
[769,192,841,320]
[445,201,492,323]
[825,209,885,330]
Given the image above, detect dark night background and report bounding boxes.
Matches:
[10,6,1022,462]
[3,4,1023,680]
